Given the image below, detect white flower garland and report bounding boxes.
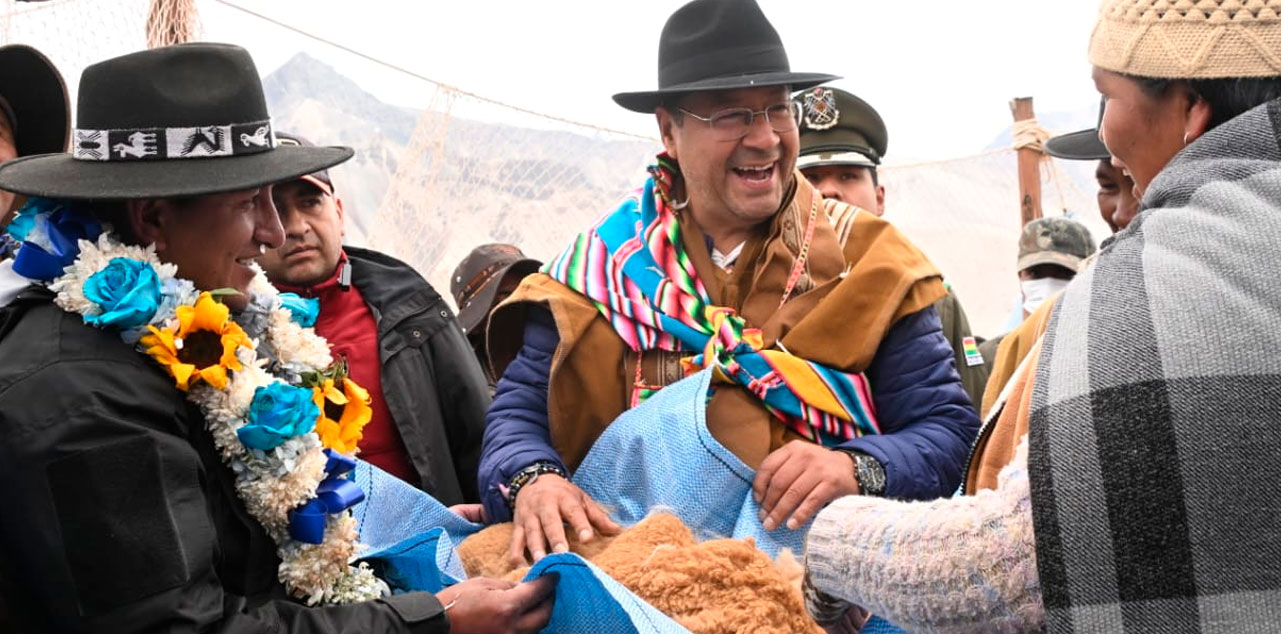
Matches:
[49,231,386,605]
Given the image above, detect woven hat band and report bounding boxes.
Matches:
[73,119,274,162]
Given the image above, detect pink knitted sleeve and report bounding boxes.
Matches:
[803,436,1043,634]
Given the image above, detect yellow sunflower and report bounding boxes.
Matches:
[141,292,252,391]
[312,376,372,455]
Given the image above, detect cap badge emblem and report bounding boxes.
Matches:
[802,87,839,131]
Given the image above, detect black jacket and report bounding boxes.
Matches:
[0,288,448,633]
[343,246,490,504]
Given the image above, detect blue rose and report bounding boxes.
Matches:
[279,293,320,327]
[83,258,163,329]
[237,382,320,451]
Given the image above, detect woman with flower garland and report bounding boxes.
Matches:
[0,44,554,634]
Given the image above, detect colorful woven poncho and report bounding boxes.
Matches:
[544,155,879,445]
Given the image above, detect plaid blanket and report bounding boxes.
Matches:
[1029,97,1281,633]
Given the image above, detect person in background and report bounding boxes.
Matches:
[0,44,69,259]
[450,244,542,393]
[796,85,989,409]
[975,117,1138,419]
[257,132,491,505]
[976,216,1094,367]
[1042,104,1140,233]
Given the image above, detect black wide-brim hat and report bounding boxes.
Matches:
[613,0,839,113]
[1044,128,1110,161]
[1045,99,1110,162]
[0,44,69,158]
[0,43,351,200]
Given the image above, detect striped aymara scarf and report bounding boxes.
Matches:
[1028,97,1281,633]
[544,155,878,444]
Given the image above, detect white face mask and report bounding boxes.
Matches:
[1021,277,1071,314]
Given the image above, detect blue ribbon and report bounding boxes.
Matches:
[288,449,366,544]
[279,292,320,327]
[11,200,102,281]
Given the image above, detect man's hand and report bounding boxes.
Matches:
[434,575,557,634]
[753,442,859,531]
[449,503,487,524]
[510,473,620,567]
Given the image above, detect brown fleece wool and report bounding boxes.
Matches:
[457,521,618,580]
[457,513,821,634]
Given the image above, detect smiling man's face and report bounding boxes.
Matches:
[258,179,345,287]
[139,186,284,311]
[657,86,798,233]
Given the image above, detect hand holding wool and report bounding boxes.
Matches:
[509,473,620,566]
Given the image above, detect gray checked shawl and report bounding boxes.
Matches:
[1029,97,1281,633]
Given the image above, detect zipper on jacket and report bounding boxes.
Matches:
[959,410,998,496]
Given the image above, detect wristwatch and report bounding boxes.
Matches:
[851,452,887,497]
[505,462,567,509]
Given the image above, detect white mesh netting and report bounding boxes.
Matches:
[2,0,1110,336]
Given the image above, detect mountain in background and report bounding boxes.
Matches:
[264,53,417,146]
[263,53,417,244]
[261,53,1108,337]
[261,53,658,304]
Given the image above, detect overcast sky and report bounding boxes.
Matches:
[198,0,1105,162]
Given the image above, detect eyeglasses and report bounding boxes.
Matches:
[678,102,801,141]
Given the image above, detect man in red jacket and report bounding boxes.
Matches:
[258,133,491,508]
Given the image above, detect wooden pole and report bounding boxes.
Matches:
[1011,97,1042,226]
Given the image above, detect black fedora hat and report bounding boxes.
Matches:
[0,44,69,157]
[1045,99,1109,161]
[1045,128,1109,161]
[0,43,352,200]
[613,0,839,113]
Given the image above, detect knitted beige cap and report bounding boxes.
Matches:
[1089,0,1281,78]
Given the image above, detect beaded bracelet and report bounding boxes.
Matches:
[506,461,568,509]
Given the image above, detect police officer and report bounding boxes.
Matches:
[796,86,989,410]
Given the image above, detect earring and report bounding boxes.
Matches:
[257,243,267,255]
[1183,133,1190,146]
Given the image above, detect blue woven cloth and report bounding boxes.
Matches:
[572,369,808,555]
[352,461,688,633]
[351,369,862,633]
[862,617,907,633]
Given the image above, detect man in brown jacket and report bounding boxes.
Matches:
[479,0,979,567]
